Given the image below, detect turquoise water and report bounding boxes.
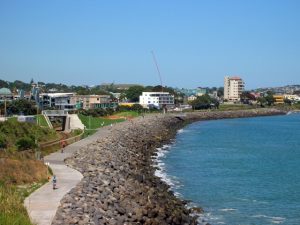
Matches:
[160,114,300,225]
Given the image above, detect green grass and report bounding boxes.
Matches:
[218,104,258,111]
[0,119,58,152]
[79,114,125,130]
[0,183,34,225]
[35,114,49,127]
[6,117,17,122]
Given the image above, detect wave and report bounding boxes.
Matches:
[153,145,178,189]
[252,215,286,224]
[219,208,237,212]
[153,145,215,224]
[177,128,190,134]
[177,129,184,134]
[235,197,269,204]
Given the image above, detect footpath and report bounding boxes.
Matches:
[24,127,111,225]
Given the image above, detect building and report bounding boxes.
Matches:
[187,95,197,102]
[224,76,245,102]
[0,88,13,102]
[40,93,76,110]
[175,88,207,97]
[284,94,300,102]
[273,95,284,104]
[139,92,174,109]
[70,95,117,110]
[196,87,207,96]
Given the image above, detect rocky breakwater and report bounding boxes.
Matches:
[52,115,198,225]
[52,108,285,225]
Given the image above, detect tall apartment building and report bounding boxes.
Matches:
[224,76,245,101]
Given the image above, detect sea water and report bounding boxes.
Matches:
[156,113,300,225]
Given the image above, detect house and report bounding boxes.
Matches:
[70,95,117,110]
[0,88,13,102]
[187,95,197,101]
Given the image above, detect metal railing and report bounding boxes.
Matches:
[40,129,84,150]
[42,110,68,116]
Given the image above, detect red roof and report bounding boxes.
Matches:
[229,76,242,80]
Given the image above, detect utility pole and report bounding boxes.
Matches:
[36,105,39,126]
[89,115,91,130]
[4,99,7,117]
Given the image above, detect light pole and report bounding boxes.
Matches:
[36,105,39,126]
[4,98,7,118]
[89,115,91,130]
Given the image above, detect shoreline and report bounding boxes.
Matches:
[52,108,285,225]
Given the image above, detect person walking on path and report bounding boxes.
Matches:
[60,139,66,153]
[52,175,57,190]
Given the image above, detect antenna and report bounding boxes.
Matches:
[151,51,163,92]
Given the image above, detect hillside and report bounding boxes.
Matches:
[0,119,58,152]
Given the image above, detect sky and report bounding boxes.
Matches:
[0,0,300,89]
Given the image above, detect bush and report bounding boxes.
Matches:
[131,104,143,112]
[116,104,144,112]
[16,137,36,151]
[0,135,7,149]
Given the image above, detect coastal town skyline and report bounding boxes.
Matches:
[1,1,300,89]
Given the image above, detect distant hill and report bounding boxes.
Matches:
[253,85,300,94]
[0,79,111,95]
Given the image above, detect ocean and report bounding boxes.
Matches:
[154,113,300,225]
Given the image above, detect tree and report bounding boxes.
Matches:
[0,79,9,88]
[131,104,143,112]
[125,86,145,102]
[217,87,224,97]
[190,94,218,110]
[265,91,275,106]
[257,97,267,107]
[284,98,292,105]
[6,99,36,115]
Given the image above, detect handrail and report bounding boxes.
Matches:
[42,113,53,129]
[40,129,84,149]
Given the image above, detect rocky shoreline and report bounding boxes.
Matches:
[52,108,285,225]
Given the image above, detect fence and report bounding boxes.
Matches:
[40,130,85,151]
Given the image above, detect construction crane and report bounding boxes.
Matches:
[151,51,163,93]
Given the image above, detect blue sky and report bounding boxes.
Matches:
[0,0,300,89]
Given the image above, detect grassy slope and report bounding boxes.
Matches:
[0,120,58,151]
[78,114,125,130]
[36,114,49,127]
[0,120,58,225]
[0,184,32,225]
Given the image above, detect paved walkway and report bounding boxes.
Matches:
[24,127,111,225]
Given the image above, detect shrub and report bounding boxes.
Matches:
[0,135,7,149]
[16,137,36,151]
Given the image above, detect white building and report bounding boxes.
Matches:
[187,95,197,102]
[139,92,175,109]
[284,94,300,102]
[40,93,76,110]
[224,76,245,102]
